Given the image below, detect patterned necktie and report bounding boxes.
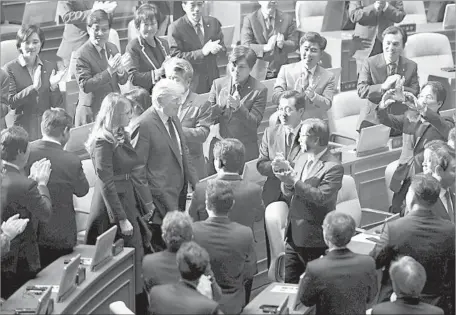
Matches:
[100,48,108,67]
[167,118,179,150]
[266,15,273,32]
[195,23,204,45]
[286,131,294,157]
[301,69,311,92]
[303,159,314,180]
[232,83,241,97]
[445,189,455,223]
[388,63,397,76]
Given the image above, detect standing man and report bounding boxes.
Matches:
[275,118,344,284]
[241,0,298,79]
[168,1,225,94]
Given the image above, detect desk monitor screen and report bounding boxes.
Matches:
[91,225,117,271]
[357,124,391,153]
[64,122,94,153]
[57,254,80,303]
[35,286,52,315]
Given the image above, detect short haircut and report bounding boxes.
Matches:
[151,78,185,108]
[389,256,426,297]
[323,211,356,247]
[229,45,258,69]
[449,128,456,146]
[422,81,447,105]
[163,57,194,81]
[124,87,150,115]
[213,138,245,173]
[301,118,330,146]
[382,25,407,46]
[279,90,306,111]
[41,108,73,138]
[424,140,455,171]
[161,211,193,252]
[409,174,441,207]
[16,24,45,53]
[134,3,160,30]
[205,179,234,215]
[176,241,210,281]
[87,9,112,29]
[299,31,327,51]
[1,126,29,162]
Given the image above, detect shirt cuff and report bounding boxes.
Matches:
[383,2,389,11]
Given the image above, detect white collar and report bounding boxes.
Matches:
[384,56,399,66]
[301,62,317,75]
[308,147,327,162]
[440,188,449,198]
[41,136,62,146]
[284,123,302,137]
[189,17,203,28]
[2,160,21,171]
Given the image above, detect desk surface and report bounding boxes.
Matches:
[1,245,134,314]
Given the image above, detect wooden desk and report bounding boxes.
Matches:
[1,245,135,315]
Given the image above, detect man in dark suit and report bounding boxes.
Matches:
[369,256,444,315]
[74,9,128,126]
[168,1,225,94]
[275,118,344,284]
[300,211,377,315]
[148,241,223,315]
[370,174,455,314]
[357,25,419,135]
[378,81,454,214]
[193,179,256,314]
[0,126,52,298]
[26,108,89,269]
[241,0,298,79]
[132,78,197,251]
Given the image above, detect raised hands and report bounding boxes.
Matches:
[226,93,241,111]
[29,158,52,186]
[379,89,397,109]
[1,214,29,241]
[108,53,123,74]
[202,39,223,56]
[272,152,292,174]
[92,1,117,14]
[382,74,402,91]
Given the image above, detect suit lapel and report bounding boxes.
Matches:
[138,37,159,70]
[397,56,407,77]
[414,122,431,149]
[179,92,196,121]
[256,10,269,43]
[377,55,388,81]
[89,42,107,71]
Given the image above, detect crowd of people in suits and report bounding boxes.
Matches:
[0,1,455,315]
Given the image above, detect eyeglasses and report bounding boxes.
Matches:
[277,107,296,115]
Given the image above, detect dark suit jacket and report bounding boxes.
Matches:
[188,172,264,229]
[193,217,256,315]
[168,15,225,94]
[132,107,197,223]
[4,57,64,140]
[209,75,267,162]
[357,54,419,130]
[282,150,344,248]
[142,250,180,292]
[148,281,221,315]
[26,140,89,250]
[300,248,377,315]
[372,298,444,315]
[257,123,301,206]
[0,68,9,129]
[74,40,128,126]
[433,188,455,222]
[370,210,455,301]
[241,9,298,77]
[125,36,169,93]
[0,164,52,273]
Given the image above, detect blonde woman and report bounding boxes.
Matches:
[84,93,156,305]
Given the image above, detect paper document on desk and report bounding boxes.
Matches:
[270,285,299,294]
[347,233,380,255]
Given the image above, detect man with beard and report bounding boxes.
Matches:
[377,81,454,215]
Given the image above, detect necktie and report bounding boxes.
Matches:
[195,23,204,45]
[444,190,455,222]
[167,118,179,150]
[303,159,314,180]
[286,131,294,157]
[388,63,397,76]
[232,84,241,98]
[266,15,273,32]
[100,48,108,68]
[300,69,311,92]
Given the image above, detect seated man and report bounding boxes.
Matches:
[241,0,298,79]
[299,211,377,315]
[148,241,223,315]
[378,81,454,214]
[370,174,455,314]
[368,256,444,315]
[272,32,336,121]
[193,179,256,314]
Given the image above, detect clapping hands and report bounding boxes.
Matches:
[226,93,241,111]
[1,214,29,241]
[108,53,124,74]
[202,39,223,56]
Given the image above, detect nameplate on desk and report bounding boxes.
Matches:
[399,23,416,34]
[270,285,299,294]
[27,285,60,294]
[390,136,403,149]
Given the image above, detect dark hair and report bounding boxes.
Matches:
[229,45,258,69]
[176,241,210,281]
[134,3,160,30]
[87,9,112,29]
[124,88,151,115]
[409,174,441,207]
[41,108,73,138]
[299,32,327,51]
[382,25,407,46]
[279,90,306,111]
[390,256,426,298]
[213,138,245,173]
[301,118,330,146]
[422,81,447,105]
[16,24,45,53]
[323,211,356,247]
[205,179,234,215]
[162,211,193,252]
[424,140,455,171]
[1,126,29,162]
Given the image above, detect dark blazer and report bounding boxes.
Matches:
[148,281,221,315]
[433,188,455,221]
[125,36,169,93]
[132,107,197,224]
[300,248,378,315]
[168,15,226,94]
[257,123,301,206]
[142,250,180,292]
[372,298,444,315]
[0,68,9,129]
[357,54,419,130]
[188,172,264,229]
[282,150,344,248]
[241,9,298,78]
[26,140,89,250]
[1,164,52,274]
[370,209,455,302]
[4,57,64,140]
[209,75,267,162]
[74,40,128,126]
[193,217,256,315]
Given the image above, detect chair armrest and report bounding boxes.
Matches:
[268,252,286,283]
[330,132,357,145]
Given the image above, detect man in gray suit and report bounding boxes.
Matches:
[193,179,257,314]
